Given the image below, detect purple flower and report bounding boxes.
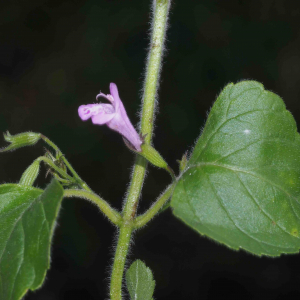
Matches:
[78,83,142,151]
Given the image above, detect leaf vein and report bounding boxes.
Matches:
[236,173,300,241]
[205,173,271,252]
[195,108,281,162]
[0,192,42,271]
[226,86,263,118]
[213,137,291,164]
[181,174,232,245]
[191,163,300,223]
[8,221,25,300]
[0,203,29,219]
[192,163,298,202]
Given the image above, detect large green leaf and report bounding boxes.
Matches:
[171,81,300,256]
[0,179,64,300]
[126,260,155,300]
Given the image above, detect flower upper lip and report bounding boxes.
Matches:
[78,83,142,151]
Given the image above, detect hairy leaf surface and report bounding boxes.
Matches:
[126,260,155,300]
[171,81,300,256]
[0,179,63,300]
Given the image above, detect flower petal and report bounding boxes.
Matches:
[78,104,97,121]
[107,112,142,151]
[91,112,115,125]
[109,83,121,110]
[79,104,115,124]
[107,83,142,151]
[91,104,115,125]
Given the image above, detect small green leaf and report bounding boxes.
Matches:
[177,152,188,172]
[171,81,300,256]
[0,179,64,300]
[126,260,155,300]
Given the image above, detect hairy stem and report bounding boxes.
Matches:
[122,0,170,221]
[140,0,170,143]
[134,182,175,229]
[110,1,171,299]
[64,189,122,226]
[110,225,132,299]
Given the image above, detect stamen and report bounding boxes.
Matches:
[96,93,114,103]
[107,94,114,102]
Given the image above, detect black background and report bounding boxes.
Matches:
[1,0,300,299]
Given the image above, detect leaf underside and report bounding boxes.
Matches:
[171,80,300,256]
[0,179,63,300]
[126,260,155,300]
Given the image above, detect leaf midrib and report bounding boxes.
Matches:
[0,192,42,263]
[186,162,300,236]
[0,189,43,300]
[180,163,300,254]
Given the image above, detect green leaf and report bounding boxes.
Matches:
[171,81,300,256]
[0,179,64,300]
[126,260,155,300]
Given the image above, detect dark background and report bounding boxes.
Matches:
[1,0,300,299]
